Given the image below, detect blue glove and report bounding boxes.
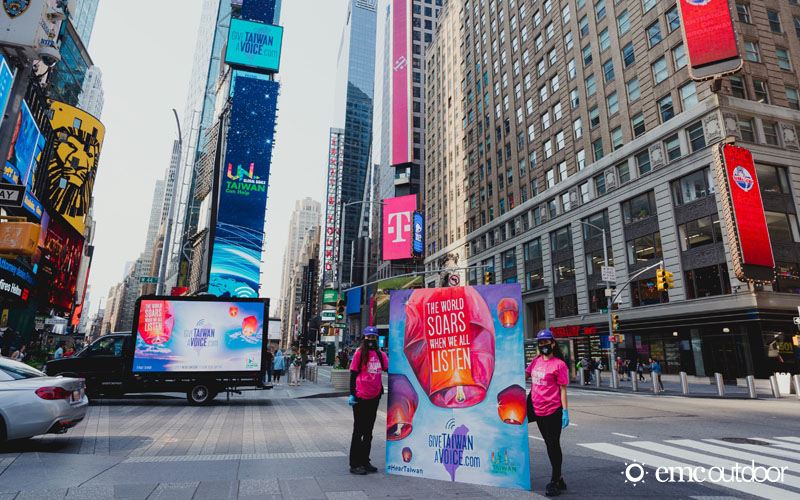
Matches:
[348,395,356,407]
[561,409,569,429]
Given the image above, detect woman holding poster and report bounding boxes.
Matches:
[347,326,388,475]
[526,329,569,497]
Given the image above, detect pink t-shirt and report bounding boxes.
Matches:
[350,349,388,399]
[526,355,568,417]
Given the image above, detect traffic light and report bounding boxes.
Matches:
[656,269,674,291]
[484,271,493,285]
[336,299,345,321]
[612,313,620,331]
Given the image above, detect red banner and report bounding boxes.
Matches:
[722,145,774,268]
[679,0,739,68]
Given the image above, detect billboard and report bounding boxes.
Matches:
[0,257,34,304]
[678,0,741,80]
[383,194,416,260]
[323,129,344,283]
[0,55,13,123]
[412,211,424,257]
[371,275,424,328]
[267,318,281,340]
[38,216,84,311]
[208,76,279,298]
[225,18,283,73]
[715,144,774,278]
[391,0,412,165]
[45,101,105,234]
[386,285,530,489]
[132,298,266,373]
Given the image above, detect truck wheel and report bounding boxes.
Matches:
[187,384,215,405]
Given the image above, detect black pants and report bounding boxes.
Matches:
[534,407,563,483]
[349,396,380,468]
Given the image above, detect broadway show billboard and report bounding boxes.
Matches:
[132,297,267,373]
[386,284,530,490]
[208,76,279,297]
[38,216,83,311]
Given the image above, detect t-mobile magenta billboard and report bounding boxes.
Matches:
[392,0,412,166]
[383,194,416,260]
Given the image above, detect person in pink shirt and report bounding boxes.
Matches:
[347,326,388,475]
[526,329,569,497]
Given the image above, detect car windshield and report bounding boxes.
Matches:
[0,359,45,380]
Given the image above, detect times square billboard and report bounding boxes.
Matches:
[208,76,279,298]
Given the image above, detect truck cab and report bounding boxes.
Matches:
[44,334,131,396]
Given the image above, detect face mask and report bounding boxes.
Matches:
[366,340,378,350]
[539,344,553,356]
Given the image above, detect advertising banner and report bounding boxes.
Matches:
[132,298,266,372]
[0,55,13,118]
[225,18,283,73]
[323,129,344,284]
[391,0,412,166]
[386,284,530,490]
[678,0,740,78]
[412,211,423,256]
[323,289,338,304]
[45,101,105,234]
[383,194,416,260]
[208,76,279,297]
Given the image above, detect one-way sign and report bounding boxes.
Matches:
[0,183,25,208]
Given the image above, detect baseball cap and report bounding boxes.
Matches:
[536,329,554,340]
[363,326,378,337]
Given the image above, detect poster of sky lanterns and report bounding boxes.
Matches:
[132,299,266,373]
[386,285,531,490]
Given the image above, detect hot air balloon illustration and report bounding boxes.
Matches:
[242,315,258,337]
[138,301,175,345]
[496,384,526,425]
[403,287,495,408]
[402,447,413,463]
[387,373,418,440]
[497,298,520,328]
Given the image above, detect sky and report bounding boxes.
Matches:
[87,0,348,318]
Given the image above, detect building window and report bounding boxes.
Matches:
[586,74,596,96]
[593,138,604,161]
[622,42,635,67]
[595,173,607,196]
[577,149,586,170]
[796,16,800,37]
[561,192,571,212]
[579,15,589,37]
[583,210,609,239]
[647,21,662,47]
[503,249,516,268]
[776,48,792,70]
[524,238,542,261]
[636,150,651,175]
[583,44,592,66]
[686,121,705,152]
[526,269,544,290]
[642,0,656,12]
[580,182,590,203]
[657,94,674,122]
[571,87,580,108]
[667,4,680,32]
[559,161,568,181]
[756,164,791,193]
[612,127,623,150]
[589,106,600,128]
[551,226,573,251]
[752,79,769,103]
[680,81,698,110]
[744,40,760,62]
[545,139,553,158]
[627,232,663,264]
[546,168,555,188]
[679,214,722,251]
[730,76,746,99]
[685,264,732,299]
[595,0,606,20]
[631,277,668,307]
[556,131,566,151]
[665,134,681,161]
[554,294,578,318]
[618,10,630,35]
[765,212,800,243]
[673,44,686,70]
[599,28,610,51]
[623,191,657,224]
[739,118,755,142]
[603,59,615,82]
[564,31,574,51]
[574,117,583,139]
[627,77,640,101]
[589,288,617,312]
[671,167,715,206]
[568,59,576,80]
[768,10,782,32]
[617,161,631,184]
[632,113,646,138]
[736,3,751,24]
[763,122,779,146]
[652,57,668,84]
[607,92,619,115]
[553,259,576,284]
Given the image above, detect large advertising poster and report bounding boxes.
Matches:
[45,101,105,234]
[132,299,266,372]
[678,0,741,79]
[383,194,416,260]
[225,18,283,73]
[386,284,531,490]
[38,216,83,311]
[208,76,279,297]
[391,0,412,166]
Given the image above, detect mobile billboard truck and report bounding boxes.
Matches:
[44,296,270,404]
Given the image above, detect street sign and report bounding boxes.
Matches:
[448,274,460,287]
[601,266,616,282]
[0,183,25,208]
[321,310,336,321]
[138,276,159,283]
[323,290,338,304]
[333,322,347,329]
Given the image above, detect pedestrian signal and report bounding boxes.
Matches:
[656,269,674,291]
[612,313,620,330]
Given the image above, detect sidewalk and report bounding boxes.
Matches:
[565,374,789,400]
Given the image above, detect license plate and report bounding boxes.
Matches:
[72,390,80,402]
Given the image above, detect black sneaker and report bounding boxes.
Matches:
[545,481,561,497]
[350,466,368,475]
[557,477,567,491]
[363,463,378,473]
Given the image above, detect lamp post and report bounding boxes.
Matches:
[579,220,615,373]
[157,109,182,295]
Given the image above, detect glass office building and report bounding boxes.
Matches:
[72,0,100,46]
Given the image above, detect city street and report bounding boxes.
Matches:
[1,384,798,500]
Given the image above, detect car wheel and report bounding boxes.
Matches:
[187,384,215,405]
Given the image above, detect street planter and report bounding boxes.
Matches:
[331,369,350,390]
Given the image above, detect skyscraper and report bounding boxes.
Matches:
[279,198,321,338]
[78,65,104,118]
[72,0,100,46]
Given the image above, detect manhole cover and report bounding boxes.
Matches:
[719,438,770,445]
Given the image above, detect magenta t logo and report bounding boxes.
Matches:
[388,211,412,243]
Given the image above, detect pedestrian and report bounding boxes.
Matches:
[300,348,309,380]
[289,348,302,386]
[649,357,664,391]
[526,330,569,497]
[54,342,65,359]
[622,359,631,381]
[348,326,388,475]
[10,345,26,361]
[273,347,284,385]
[636,359,645,382]
[264,347,274,384]
[582,356,592,385]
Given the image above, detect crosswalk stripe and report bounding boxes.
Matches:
[777,437,800,444]
[748,438,800,452]
[704,439,800,462]
[579,442,791,499]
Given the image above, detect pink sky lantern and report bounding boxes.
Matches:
[387,373,418,441]
[497,384,526,425]
[242,315,258,337]
[138,301,174,345]
[403,287,495,408]
[497,298,519,328]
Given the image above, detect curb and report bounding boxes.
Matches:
[566,383,765,400]
[296,390,350,399]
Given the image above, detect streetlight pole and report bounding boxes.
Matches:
[157,109,182,295]
[579,221,615,373]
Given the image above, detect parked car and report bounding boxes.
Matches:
[0,356,88,442]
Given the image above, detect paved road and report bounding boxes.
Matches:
[0,384,798,499]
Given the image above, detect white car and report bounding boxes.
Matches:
[0,356,88,442]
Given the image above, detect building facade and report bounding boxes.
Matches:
[72,0,100,46]
[425,0,800,379]
[78,65,104,118]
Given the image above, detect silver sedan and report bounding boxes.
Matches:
[0,357,88,442]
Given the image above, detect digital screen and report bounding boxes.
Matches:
[391,0,412,165]
[679,0,739,69]
[412,211,424,255]
[225,18,283,73]
[132,299,265,372]
[382,194,416,260]
[0,55,13,120]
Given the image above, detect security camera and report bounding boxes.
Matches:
[37,46,61,67]
[45,6,67,21]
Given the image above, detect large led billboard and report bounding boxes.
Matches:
[323,129,344,284]
[225,18,283,73]
[38,216,84,311]
[209,76,279,298]
[0,55,13,121]
[45,101,105,234]
[391,0,412,166]
[678,0,741,79]
[382,194,416,260]
[132,298,267,373]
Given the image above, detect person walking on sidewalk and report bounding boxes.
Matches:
[649,358,664,391]
[289,348,302,386]
[273,348,285,385]
[636,359,645,382]
[348,326,388,475]
[264,347,274,385]
[526,330,569,497]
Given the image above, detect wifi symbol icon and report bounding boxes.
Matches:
[445,418,456,430]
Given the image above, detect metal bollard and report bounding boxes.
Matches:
[578,369,585,386]
[595,369,602,387]
[651,374,660,393]
[611,368,620,389]
[793,374,800,400]
[631,373,639,392]
[746,375,758,399]
[714,373,725,397]
[769,375,781,398]
[680,371,689,395]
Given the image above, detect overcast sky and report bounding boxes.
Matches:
[87,0,348,318]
